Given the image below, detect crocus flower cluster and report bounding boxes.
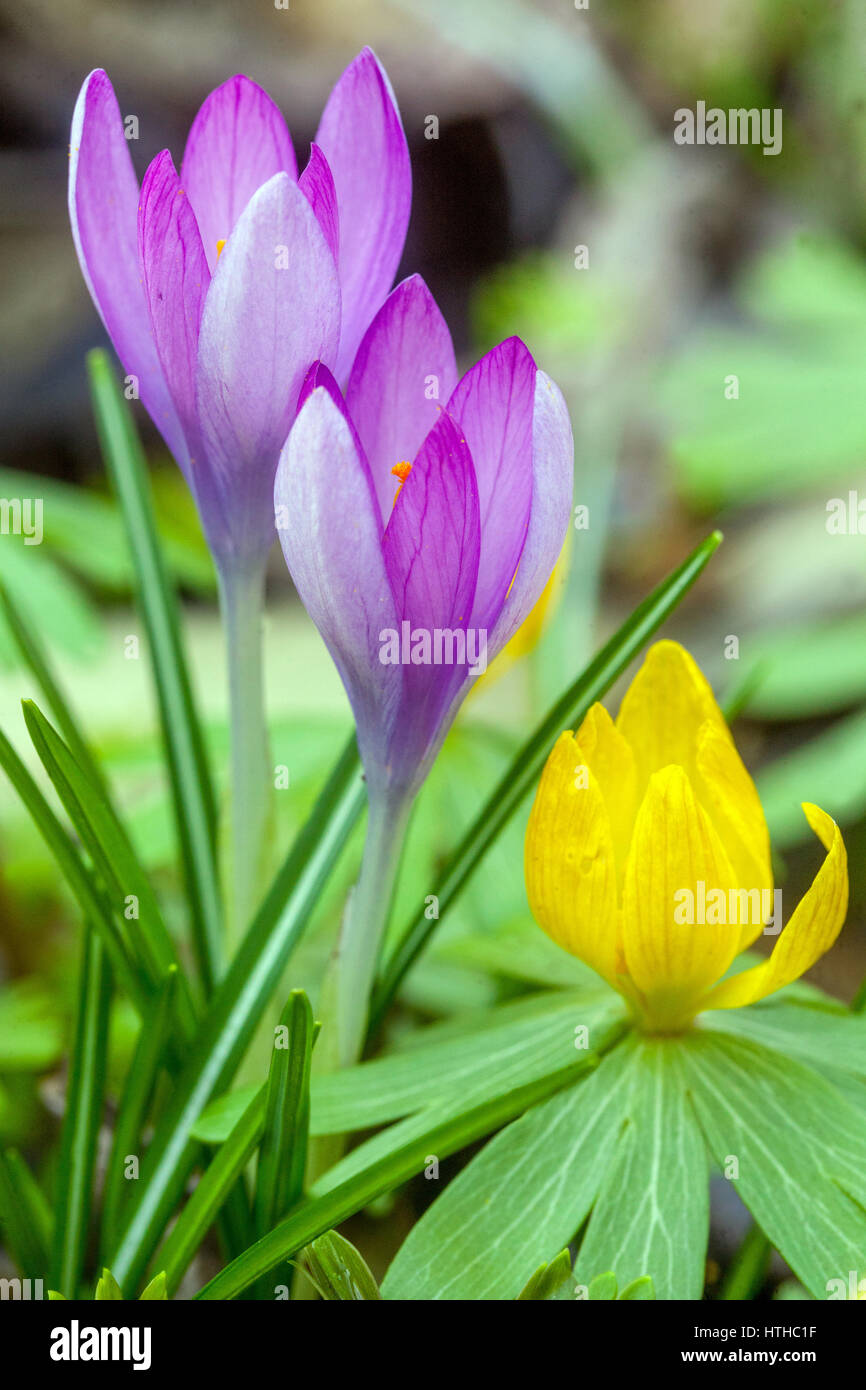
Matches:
[69,50,410,572]
[274,274,574,801]
[525,641,848,1032]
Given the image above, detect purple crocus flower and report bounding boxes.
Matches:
[276,274,574,801]
[274,274,573,1062]
[68,49,411,572]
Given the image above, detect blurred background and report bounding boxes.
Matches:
[1,0,865,1294]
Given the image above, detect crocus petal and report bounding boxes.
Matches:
[345,274,458,522]
[195,171,340,565]
[447,338,536,631]
[275,388,401,782]
[138,150,210,468]
[488,369,573,655]
[315,47,411,381]
[180,74,297,273]
[702,805,848,1012]
[621,765,741,1030]
[382,412,480,785]
[524,730,620,988]
[69,70,189,472]
[298,143,339,264]
[574,703,638,884]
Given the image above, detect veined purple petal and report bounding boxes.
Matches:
[382,413,480,785]
[298,143,339,265]
[447,337,536,632]
[316,48,411,382]
[181,74,297,274]
[69,70,189,474]
[489,369,574,656]
[276,388,402,782]
[195,171,340,566]
[346,275,458,523]
[297,361,369,468]
[138,150,210,470]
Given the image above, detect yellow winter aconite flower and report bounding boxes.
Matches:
[524,641,848,1032]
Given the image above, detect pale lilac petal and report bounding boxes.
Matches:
[181,74,297,273]
[195,172,340,565]
[447,337,537,632]
[69,70,189,473]
[276,389,402,782]
[297,361,369,469]
[346,274,458,522]
[138,150,210,469]
[316,48,411,381]
[382,413,480,784]
[489,369,574,656]
[298,143,339,264]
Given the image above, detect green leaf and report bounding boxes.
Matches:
[301,1230,381,1301]
[619,1275,655,1301]
[95,1268,124,1300]
[705,997,866,1080]
[254,990,317,1236]
[0,727,149,1014]
[517,1248,573,1300]
[195,1056,601,1301]
[380,1036,635,1300]
[155,1086,264,1297]
[680,1029,866,1300]
[586,1271,618,1301]
[50,930,112,1299]
[109,734,364,1294]
[139,1272,168,1301]
[22,699,196,1040]
[88,349,221,992]
[756,708,866,850]
[576,1038,709,1300]
[370,531,722,1031]
[101,968,178,1253]
[0,1148,52,1278]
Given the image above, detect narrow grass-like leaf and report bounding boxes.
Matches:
[156,1088,265,1296]
[101,968,178,1254]
[88,349,221,992]
[370,530,723,1033]
[0,727,147,1013]
[110,734,364,1293]
[195,1056,600,1301]
[301,1230,381,1300]
[23,699,197,1038]
[50,930,112,1299]
[254,990,317,1236]
[0,1148,52,1278]
[0,577,107,795]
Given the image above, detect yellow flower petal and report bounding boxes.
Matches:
[616,641,727,788]
[574,703,637,883]
[701,804,848,1012]
[696,719,772,947]
[621,765,741,1030]
[524,730,620,987]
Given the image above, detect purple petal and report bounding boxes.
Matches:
[446,337,537,632]
[180,74,297,273]
[297,361,369,468]
[275,388,402,783]
[69,70,189,473]
[315,48,411,381]
[345,275,458,523]
[490,369,574,655]
[195,171,341,566]
[298,143,339,264]
[138,150,210,469]
[381,413,480,783]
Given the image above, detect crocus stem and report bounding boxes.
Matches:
[337,788,411,1067]
[218,559,269,946]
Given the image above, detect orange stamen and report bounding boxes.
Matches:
[391,460,412,506]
